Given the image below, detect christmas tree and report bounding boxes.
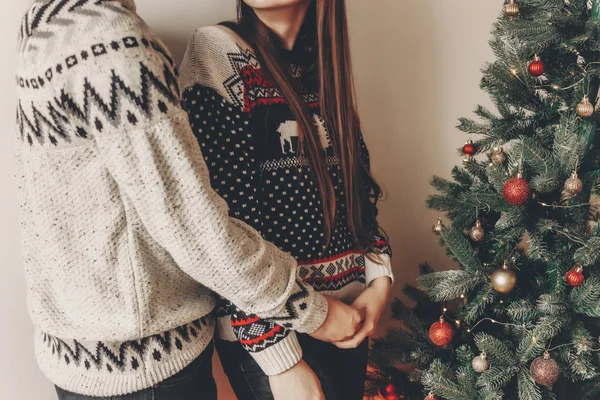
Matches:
[368,1,600,399]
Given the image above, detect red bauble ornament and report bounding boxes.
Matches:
[503,172,530,205]
[463,140,475,157]
[528,55,545,77]
[378,382,405,400]
[425,394,436,400]
[566,266,584,287]
[429,317,454,347]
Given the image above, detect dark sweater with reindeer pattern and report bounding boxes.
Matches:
[179,25,393,376]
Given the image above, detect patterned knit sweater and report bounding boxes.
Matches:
[15,0,328,396]
[179,26,394,376]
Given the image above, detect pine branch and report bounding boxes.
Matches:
[496,208,526,230]
[441,226,484,273]
[517,367,543,400]
[463,283,496,324]
[574,236,600,266]
[478,366,519,391]
[527,232,551,262]
[507,299,539,323]
[418,270,485,302]
[537,293,568,316]
[422,360,471,400]
[571,275,600,317]
[554,115,587,175]
[474,333,518,367]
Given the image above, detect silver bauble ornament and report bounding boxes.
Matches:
[472,353,490,373]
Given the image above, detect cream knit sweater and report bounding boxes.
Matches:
[15,0,327,396]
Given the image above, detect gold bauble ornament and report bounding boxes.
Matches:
[469,220,485,242]
[504,0,520,19]
[432,217,444,236]
[491,147,507,165]
[576,96,594,118]
[564,172,583,195]
[491,262,517,293]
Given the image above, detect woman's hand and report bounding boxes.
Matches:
[310,296,364,343]
[269,360,325,400]
[334,276,391,349]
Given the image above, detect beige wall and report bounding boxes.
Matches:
[0,1,500,399]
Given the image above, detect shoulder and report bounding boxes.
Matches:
[16,1,181,146]
[188,25,254,61]
[179,25,259,108]
[18,0,175,80]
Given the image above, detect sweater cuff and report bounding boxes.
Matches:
[365,254,394,287]
[294,291,329,334]
[249,332,303,376]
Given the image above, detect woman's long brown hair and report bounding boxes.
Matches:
[228,0,384,255]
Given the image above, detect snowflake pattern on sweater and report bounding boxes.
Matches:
[180,25,393,375]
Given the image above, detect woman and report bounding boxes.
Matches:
[179,1,393,399]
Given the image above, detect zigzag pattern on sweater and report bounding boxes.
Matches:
[59,60,179,123]
[42,318,209,372]
[19,0,132,51]
[18,53,179,146]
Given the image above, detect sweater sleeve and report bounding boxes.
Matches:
[54,21,328,334]
[179,29,304,375]
[359,132,394,286]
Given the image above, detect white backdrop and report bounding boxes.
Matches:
[0,1,500,398]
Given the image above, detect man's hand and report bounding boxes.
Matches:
[334,276,391,349]
[310,296,363,343]
[269,360,325,400]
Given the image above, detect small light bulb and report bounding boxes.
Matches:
[552,84,560,90]
[443,308,448,312]
[491,319,497,323]
[510,68,518,76]
[460,294,465,299]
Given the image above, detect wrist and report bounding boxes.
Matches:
[370,276,392,290]
[251,333,303,376]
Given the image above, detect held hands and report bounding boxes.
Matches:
[269,360,325,400]
[310,277,391,347]
[310,296,364,343]
[334,276,392,349]
[270,278,391,400]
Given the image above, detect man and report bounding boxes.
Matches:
[15,0,361,398]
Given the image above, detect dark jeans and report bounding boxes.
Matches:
[56,344,216,400]
[216,335,369,400]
